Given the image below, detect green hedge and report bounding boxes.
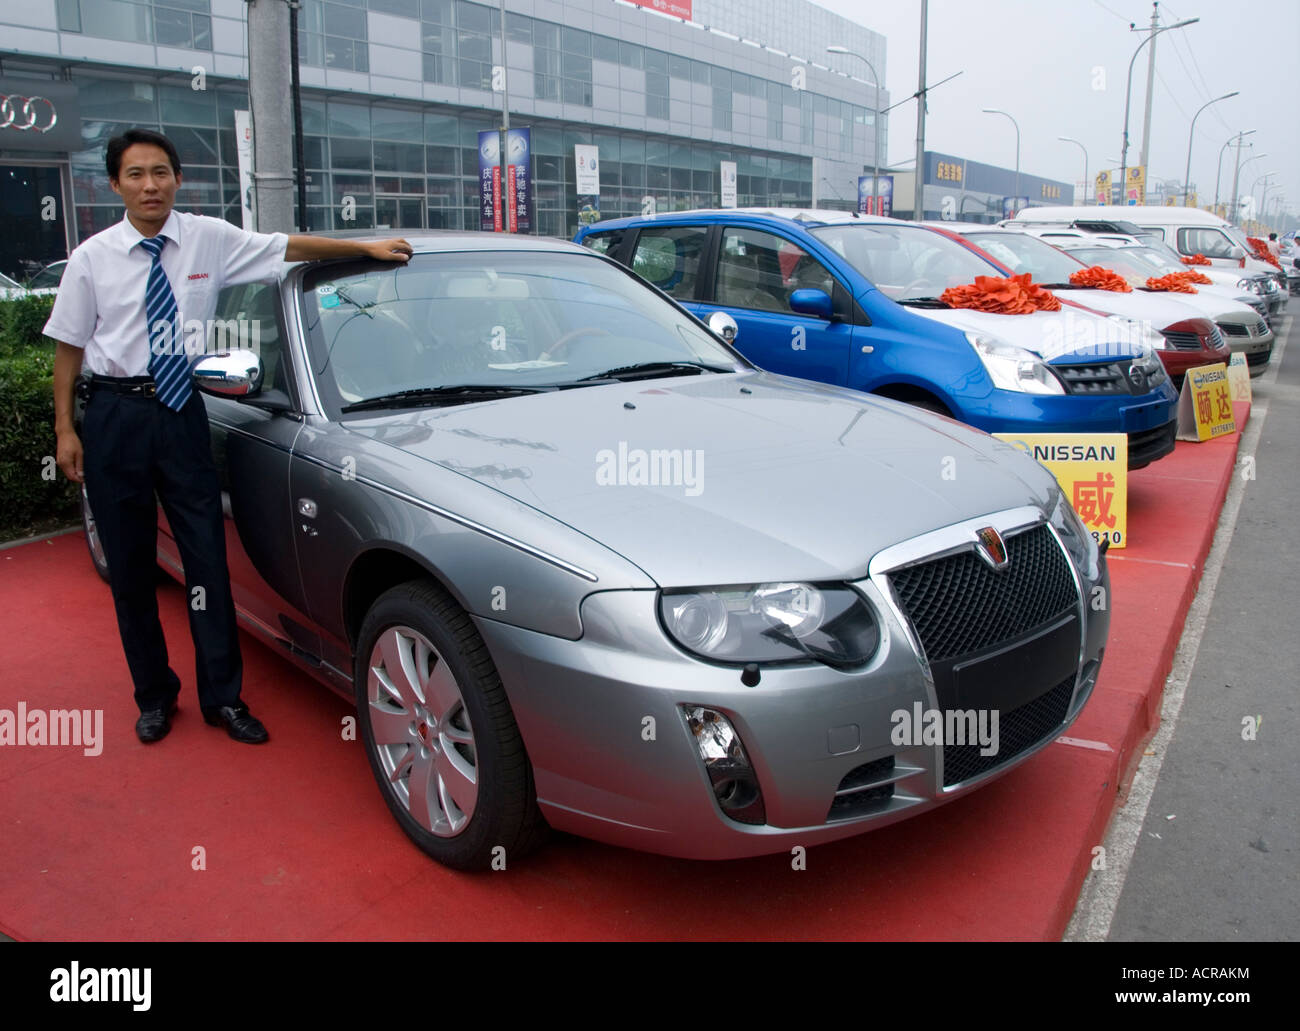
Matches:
[0,296,79,539]
[0,295,57,358]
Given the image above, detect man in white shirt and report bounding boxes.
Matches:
[45,128,413,744]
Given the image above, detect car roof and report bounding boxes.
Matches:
[578,207,900,231]
[303,228,583,252]
[918,222,1019,236]
[1010,205,1228,227]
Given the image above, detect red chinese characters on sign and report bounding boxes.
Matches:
[1196,388,1213,426]
[1073,473,1117,529]
[627,0,692,18]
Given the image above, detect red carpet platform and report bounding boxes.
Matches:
[0,405,1248,941]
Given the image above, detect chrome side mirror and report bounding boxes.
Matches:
[708,311,739,344]
[193,349,264,398]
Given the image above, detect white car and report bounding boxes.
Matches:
[1038,235,1272,376]
[1005,208,1287,316]
[1010,226,1272,322]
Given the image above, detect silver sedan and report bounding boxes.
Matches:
[81,234,1110,870]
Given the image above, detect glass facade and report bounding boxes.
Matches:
[65,71,813,242]
[7,0,883,247]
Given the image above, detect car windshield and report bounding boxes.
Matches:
[962,232,1084,283]
[1222,225,1254,250]
[807,223,997,300]
[1063,247,1175,286]
[301,250,741,413]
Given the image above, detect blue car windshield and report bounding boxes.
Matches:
[301,250,740,411]
[808,223,998,300]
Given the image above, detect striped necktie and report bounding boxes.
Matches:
[139,234,191,411]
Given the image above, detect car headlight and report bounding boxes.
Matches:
[660,582,880,668]
[966,332,1065,395]
[1237,277,1263,294]
[1131,350,1167,389]
[1050,491,1100,581]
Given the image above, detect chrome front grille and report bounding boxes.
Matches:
[887,524,1078,665]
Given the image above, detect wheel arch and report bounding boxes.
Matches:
[342,544,468,652]
[870,381,955,416]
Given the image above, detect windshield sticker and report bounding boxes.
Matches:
[316,284,337,295]
[319,293,342,309]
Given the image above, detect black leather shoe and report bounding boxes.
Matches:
[201,703,269,744]
[136,700,178,743]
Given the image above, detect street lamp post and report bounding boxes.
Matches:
[1119,13,1198,200]
[497,0,511,232]
[1058,136,1088,205]
[1183,91,1237,206]
[827,45,884,212]
[1214,130,1254,216]
[1253,172,1277,229]
[1233,153,1268,225]
[983,109,1020,209]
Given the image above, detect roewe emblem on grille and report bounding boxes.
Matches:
[973,526,1009,570]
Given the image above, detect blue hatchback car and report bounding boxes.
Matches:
[576,209,1180,469]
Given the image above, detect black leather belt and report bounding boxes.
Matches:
[79,374,157,399]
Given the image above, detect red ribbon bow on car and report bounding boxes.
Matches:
[939,272,1061,314]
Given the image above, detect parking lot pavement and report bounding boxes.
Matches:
[1070,299,1298,941]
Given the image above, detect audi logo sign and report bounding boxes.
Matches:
[0,95,58,134]
[0,80,79,150]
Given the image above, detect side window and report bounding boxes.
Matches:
[580,228,626,256]
[716,228,834,315]
[210,283,291,398]
[630,225,708,300]
[1177,227,1235,258]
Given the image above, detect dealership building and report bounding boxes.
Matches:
[0,0,896,278]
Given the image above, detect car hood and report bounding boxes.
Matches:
[907,305,1150,361]
[341,371,1058,588]
[1048,287,1203,326]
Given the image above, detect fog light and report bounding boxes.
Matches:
[682,706,766,825]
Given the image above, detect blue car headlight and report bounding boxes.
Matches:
[966,332,1065,395]
[660,582,880,669]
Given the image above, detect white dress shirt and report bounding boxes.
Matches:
[43,210,288,377]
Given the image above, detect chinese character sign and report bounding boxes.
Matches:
[1176,363,1235,441]
[857,175,893,216]
[507,127,531,233]
[477,130,501,232]
[994,433,1129,548]
[478,128,532,233]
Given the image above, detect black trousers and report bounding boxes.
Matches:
[81,387,243,713]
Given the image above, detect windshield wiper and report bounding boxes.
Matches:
[1037,282,1083,289]
[896,296,952,308]
[576,360,733,382]
[340,384,554,413]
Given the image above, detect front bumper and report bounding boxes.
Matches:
[1214,319,1274,377]
[475,510,1109,860]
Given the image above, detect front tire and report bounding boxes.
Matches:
[355,579,546,871]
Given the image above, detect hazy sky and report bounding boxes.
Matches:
[812,0,1298,216]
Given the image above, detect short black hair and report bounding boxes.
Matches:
[1268,232,1277,240]
[106,129,182,181]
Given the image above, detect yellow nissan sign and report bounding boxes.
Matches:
[1176,363,1235,441]
[994,433,1128,548]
